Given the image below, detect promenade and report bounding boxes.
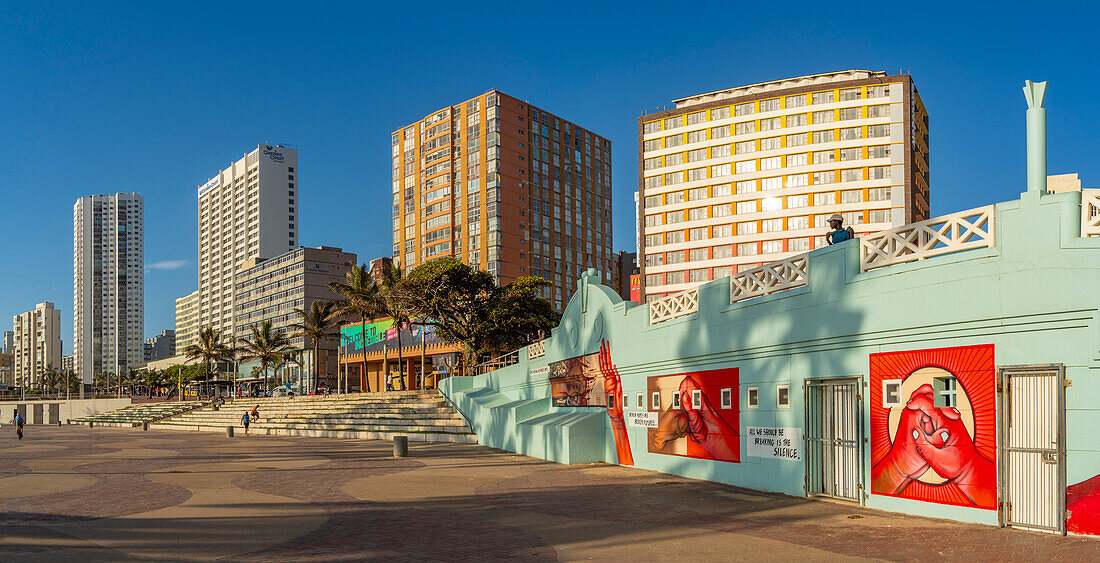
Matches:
[0,427,1096,561]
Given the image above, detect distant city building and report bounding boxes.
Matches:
[638,70,929,301]
[234,246,356,384]
[175,290,200,350]
[197,144,299,340]
[13,302,62,388]
[609,251,638,301]
[74,192,145,381]
[143,330,176,362]
[0,351,13,387]
[368,256,393,283]
[392,90,613,310]
[2,330,12,354]
[62,354,74,373]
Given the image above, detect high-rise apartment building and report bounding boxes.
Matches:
[392,90,613,310]
[638,70,929,301]
[2,330,12,354]
[197,144,298,338]
[62,354,74,373]
[234,246,355,382]
[74,193,145,380]
[12,302,62,387]
[175,290,200,351]
[144,330,176,362]
[0,351,13,386]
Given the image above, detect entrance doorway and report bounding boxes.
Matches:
[999,365,1065,534]
[805,378,863,502]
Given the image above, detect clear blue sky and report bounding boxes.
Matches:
[2,2,1097,349]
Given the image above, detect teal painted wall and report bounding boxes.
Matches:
[442,189,1100,531]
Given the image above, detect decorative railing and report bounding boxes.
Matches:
[527,339,546,360]
[860,205,996,272]
[649,288,699,324]
[730,254,810,304]
[1082,189,1100,237]
[470,349,519,376]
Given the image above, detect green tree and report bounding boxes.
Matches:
[375,264,413,390]
[236,321,292,394]
[183,328,235,397]
[41,365,60,398]
[289,300,338,394]
[328,264,383,392]
[399,257,560,371]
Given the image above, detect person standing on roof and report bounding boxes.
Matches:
[825,213,856,245]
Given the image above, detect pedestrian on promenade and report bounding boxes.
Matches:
[11,410,24,440]
[250,405,259,422]
[825,213,855,245]
[241,411,250,435]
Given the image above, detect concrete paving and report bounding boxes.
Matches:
[0,426,1096,561]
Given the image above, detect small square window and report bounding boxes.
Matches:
[623,393,629,409]
[776,384,790,408]
[672,391,681,409]
[651,391,660,410]
[720,388,732,409]
[883,380,903,408]
[934,376,958,408]
[608,394,615,409]
[747,386,759,409]
[691,389,701,409]
[637,393,644,409]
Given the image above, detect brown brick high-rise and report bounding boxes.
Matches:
[392,90,612,310]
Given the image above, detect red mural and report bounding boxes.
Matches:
[547,341,633,466]
[1067,474,1100,536]
[870,345,997,509]
[597,341,633,466]
[647,368,740,463]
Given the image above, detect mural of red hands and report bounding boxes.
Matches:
[597,340,633,466]
[648,368,740,463]
[870,345,998,510]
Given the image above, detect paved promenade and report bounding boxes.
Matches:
[0,427,1096,561]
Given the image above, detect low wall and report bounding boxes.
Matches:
[0,398,132,424]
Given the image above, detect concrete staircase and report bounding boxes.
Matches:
[150,391,477,443]
[71,401,204,427]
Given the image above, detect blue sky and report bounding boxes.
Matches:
[1,2,1097,348]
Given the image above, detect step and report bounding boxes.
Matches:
[147,423,477,443]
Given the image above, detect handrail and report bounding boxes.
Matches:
[649,288,699,324]
[860,205,995,271]
[1082,189,1100,237]
[527,339,546,359]
[730,253,809,304]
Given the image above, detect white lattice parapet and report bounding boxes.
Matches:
[860,205,996,272]
[649,288,699,325]
[1082,189,1100,237]
[527,339,546,360]
[729,254,810,304]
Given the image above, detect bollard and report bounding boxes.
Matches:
[57,420,61,427]
[88,421,94,428]
[226,425,235,437]
[393,435,408,457]
[142,422,149,431]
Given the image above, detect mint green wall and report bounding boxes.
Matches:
[442,189,1100,528]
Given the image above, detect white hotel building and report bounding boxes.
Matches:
[638,70,929,301]
[197,144,299,338]
[73,192,144,380]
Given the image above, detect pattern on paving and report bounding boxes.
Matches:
[0,427,1096,562]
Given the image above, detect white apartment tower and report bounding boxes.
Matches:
[13,302,63,387]
[638,70,929,301]
[174,289,200,351]
[197,144,298,338]
[74,192,145,381]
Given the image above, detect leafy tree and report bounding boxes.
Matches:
[328,264,383,392]
[236,321,292,393]
[41,365,60,398]
[183,328,235,397]
[289,300,338,394]
[399,257,560,371]
[375,264,413,390]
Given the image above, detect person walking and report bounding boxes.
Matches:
[250,405,259,422]
[241,411,250,435]
[11,410,24,440]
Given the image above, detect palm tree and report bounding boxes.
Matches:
[236,321,292,394]
[289,300,338,394]
[183,328,235,398]
[329,264,383,392]
[41,365,60,398]
[376,264,413,390]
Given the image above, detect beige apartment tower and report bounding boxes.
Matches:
[174,290,199,351]
[12,302,63,388]
[638,70,929,301]
[392,90,613,310]
[197,144,299,339]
